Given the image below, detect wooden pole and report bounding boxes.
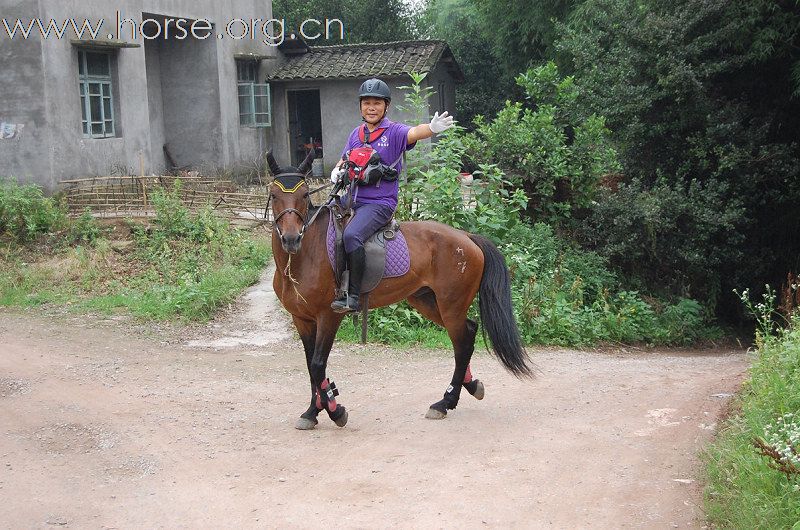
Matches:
[139,151,147,208]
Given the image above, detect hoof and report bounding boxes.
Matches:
[471,380,485,400]
[464,379,485,400]
[295,417,318,430]
[333,408,348,427]
[425,407,447,420]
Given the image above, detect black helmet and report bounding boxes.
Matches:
[358,78,391,103]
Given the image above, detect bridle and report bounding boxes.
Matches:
[266,172,336,243]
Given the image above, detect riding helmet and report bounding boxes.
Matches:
[358,78,391,103]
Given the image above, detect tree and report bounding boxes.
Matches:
[557,0,800,312]
[272,0,417,44]
[419,0,582,125]
[418,0,515,124]
[469,0,574,75]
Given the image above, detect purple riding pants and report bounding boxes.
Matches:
[343,202,395,254]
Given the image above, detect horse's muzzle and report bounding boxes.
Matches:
[281,233,303,254]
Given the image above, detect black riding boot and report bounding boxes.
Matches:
[331,246,366,313]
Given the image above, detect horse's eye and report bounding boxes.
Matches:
[270,193,276,200]
[303,192,310,199]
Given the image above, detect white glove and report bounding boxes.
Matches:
[429,111,455,134]
[330,166,345,184]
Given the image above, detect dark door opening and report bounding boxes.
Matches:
[287,89,322,166]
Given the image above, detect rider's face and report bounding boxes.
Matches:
[360,97,387,124]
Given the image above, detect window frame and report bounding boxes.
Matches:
[78,50,116,139]
[236,59,271,128]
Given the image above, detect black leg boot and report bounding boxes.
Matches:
[331,246,366,313]
[330,252,351,311]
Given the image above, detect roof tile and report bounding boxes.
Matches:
[268,40,461,81]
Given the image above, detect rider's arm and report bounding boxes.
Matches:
[407,124,434,145]
[407,112,455,144]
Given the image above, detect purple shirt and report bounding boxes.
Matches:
[340,118,416,209]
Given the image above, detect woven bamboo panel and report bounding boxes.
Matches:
[60,175,332,224]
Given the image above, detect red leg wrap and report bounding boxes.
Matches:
[316,378,338,412]
[463,364,474,384]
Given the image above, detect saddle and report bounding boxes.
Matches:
[326,202,411,342]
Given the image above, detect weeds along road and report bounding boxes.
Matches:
[0,271,748,528]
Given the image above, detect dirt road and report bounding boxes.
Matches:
[0,271,748,528]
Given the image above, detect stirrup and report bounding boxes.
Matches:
[330,295,347,312]
[331,294,360,314]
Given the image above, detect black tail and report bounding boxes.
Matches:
[469,234,533,378]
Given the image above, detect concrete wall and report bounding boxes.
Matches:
[0,0,48,183]
[268,76,438,175]
[426,62,457,117]
[156,34,221,170]
[144,38,166,171]
[1,0,277,192]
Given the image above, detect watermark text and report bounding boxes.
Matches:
[1,12,345,46]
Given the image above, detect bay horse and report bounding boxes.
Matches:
[267,150,532,430]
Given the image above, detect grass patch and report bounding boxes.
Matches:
[334,301,492,350]
[335,302,452,348]
[704,294,800,528]
[1,181,270,322]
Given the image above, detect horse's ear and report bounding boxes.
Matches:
[297,148,316,174]
[266,149,281,176]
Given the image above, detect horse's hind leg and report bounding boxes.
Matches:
[425,315,479,419]
[407,289,482,419]
[462,362,485,400]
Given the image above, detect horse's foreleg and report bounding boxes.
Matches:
[294,316,322,430]
[426,317,480,419]
[308,315,348,427]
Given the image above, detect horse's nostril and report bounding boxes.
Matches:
[282,234,301,248]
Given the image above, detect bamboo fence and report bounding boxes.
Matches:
[59,175,331,225]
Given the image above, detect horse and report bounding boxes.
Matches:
[267,150,532,430]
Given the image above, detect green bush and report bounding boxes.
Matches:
[351,73,715,347]
[556,0,800,315]
[503,222,711,345]
[704,292,800,528]
[0,180,67,242]
[463,62,620,226]
[66,209,103,245]
[126,183,269,320]
[0,179,269,322]
[399,133,527,242]
[578,177,747,306]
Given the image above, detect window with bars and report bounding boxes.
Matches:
[78,50,116,138]
[237,59,271,127]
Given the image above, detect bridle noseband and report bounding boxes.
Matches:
[273,206,308,239]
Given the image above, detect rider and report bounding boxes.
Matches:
[329,78,455,313]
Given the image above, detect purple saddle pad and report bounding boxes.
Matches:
[326,213,410,278]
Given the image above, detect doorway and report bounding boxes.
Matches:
[287,89,322,166]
